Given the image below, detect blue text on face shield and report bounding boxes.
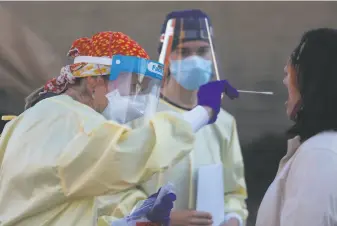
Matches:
[170,56,212,91]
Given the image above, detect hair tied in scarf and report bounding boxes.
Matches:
[40,65,76,95]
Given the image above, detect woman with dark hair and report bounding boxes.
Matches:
[256,28,337,226]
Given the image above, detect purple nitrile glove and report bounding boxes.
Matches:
[147,187,176,226]
[117,186,176,226]
[197,80,239,124]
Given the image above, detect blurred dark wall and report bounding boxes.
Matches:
[1,2,337,225]
[243,133,287,225]
[0,113,7,133]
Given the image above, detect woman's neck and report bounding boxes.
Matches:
[161,79,198,109]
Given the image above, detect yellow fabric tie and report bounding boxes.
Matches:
[1,115,17,121]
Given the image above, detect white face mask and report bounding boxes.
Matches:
[102,90,146,124]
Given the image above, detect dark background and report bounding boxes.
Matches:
[1,2,337,225]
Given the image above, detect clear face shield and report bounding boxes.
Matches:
[103,55,164,124]
[159,17,221,94]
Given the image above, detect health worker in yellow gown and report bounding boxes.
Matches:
[0,31,229,226]
[104,10,248,226]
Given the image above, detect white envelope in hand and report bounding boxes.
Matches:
[196,163,225,226]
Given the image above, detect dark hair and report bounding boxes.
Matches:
[288,28,337,142]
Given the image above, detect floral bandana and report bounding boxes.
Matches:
[41,31,150,95]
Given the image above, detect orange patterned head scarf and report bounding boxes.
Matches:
[42,31,150,95]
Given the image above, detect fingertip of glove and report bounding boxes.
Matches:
[165,193,177,202]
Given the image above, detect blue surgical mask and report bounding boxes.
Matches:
[170,56,212,91]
